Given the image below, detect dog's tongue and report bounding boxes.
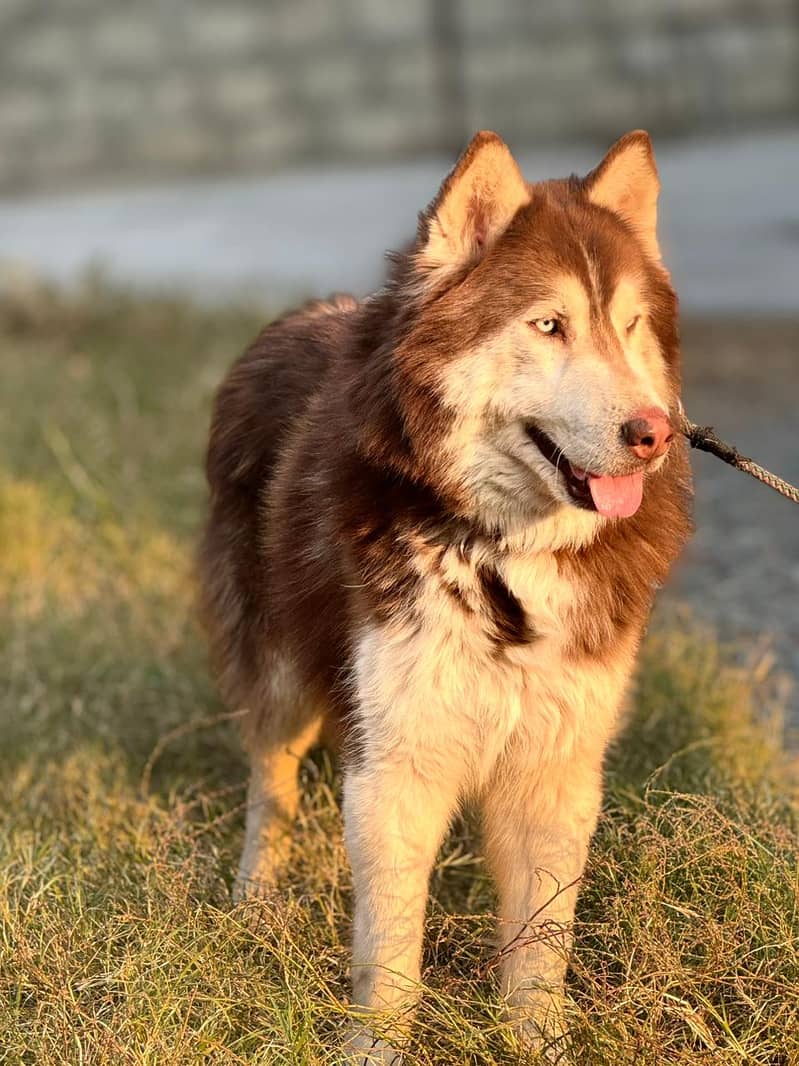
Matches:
[587,471,644,518]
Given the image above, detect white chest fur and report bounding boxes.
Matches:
[352,541,635,793]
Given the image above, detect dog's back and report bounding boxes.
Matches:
[199,294,358,708]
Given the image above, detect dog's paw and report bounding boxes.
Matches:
[501,991,572,1063]
[231,873,277,905]
[340,1025,404,1065]
[230,871,282,933]
[510,1014,571,1064]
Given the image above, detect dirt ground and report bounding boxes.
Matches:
[664,319,799,722]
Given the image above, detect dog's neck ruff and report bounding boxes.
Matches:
[419,502,604,566]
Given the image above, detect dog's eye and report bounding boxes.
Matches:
[626,315,641,334]
[532,318,560,336]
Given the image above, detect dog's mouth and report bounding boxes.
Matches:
[525,423,594,510]
[525,423,644,519]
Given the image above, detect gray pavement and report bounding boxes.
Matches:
[1,130,797,715]
[0,130,798,312]
[672,319,798,720]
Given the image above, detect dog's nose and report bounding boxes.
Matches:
[621,409,674,461]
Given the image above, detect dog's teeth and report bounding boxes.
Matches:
[571,464,587,480]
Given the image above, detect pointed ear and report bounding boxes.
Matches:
[417,131,530,275]
[585,130,661,260]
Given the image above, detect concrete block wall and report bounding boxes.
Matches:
[0,0,796,194]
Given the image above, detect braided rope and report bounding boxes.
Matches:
[679,412,799,505]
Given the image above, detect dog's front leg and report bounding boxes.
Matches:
[341,616,471,1063]
[341,750,463,1062]
[482,746,604,1057]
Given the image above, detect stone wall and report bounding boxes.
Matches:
[0,0,796,194]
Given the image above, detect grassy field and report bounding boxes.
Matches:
[1,279,797,1065]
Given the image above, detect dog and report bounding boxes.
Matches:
[199,129,692,1061]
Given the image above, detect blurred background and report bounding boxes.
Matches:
[0,0,797,190]
[1,0,798,304]
[0,0,797,716]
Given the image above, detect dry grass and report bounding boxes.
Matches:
[0,279,797,1064]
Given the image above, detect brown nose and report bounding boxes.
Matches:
[621,408,674,460]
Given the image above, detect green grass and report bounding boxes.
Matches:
[0,278,797,1064]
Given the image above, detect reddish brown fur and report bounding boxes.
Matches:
[198,134,694,1053]
[199,177,691,729]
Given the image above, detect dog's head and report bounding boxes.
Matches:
[389,130,682,542]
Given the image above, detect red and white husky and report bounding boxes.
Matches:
[200,130,692,1060]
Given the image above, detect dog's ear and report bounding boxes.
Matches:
[417,131,530,275]
[585,131,661,260]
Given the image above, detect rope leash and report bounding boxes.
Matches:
[678,410,799,505]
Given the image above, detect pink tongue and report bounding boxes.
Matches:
[587,471,644,518]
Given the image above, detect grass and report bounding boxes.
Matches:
[0,277,797,1065]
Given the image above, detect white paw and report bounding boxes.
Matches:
[341,1026,404,1065]
[231,871,282,933]
[231,866,278,905]
[511,1014,571,1063]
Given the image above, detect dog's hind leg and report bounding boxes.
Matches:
[233,655,324,901]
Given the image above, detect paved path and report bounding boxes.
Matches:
[1,130,798,312]
[672,319,798,719]
[1,130,797,713]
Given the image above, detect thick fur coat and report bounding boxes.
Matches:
[199,130,692,1061]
